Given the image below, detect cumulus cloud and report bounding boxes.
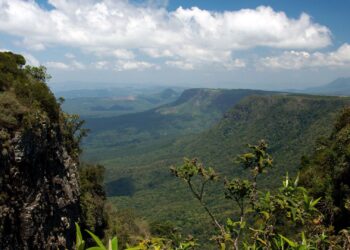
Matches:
[46,60,86,70]
[260,43,350,70]
[0,0,332,69]
[112,49,135,60]
[46,61,70,70]
[166,60,194,70]
[115,60,158,71]
[93,60,109,70]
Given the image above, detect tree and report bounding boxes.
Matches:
[300,107,350,231]
[171,141,330,249]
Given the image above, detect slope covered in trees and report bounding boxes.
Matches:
[77,108,350,249]
[300,108,350,231]
[96,94,350,240]
[83,88,276,165]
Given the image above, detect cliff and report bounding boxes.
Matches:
[0,52,81,249]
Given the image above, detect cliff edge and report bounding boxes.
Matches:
[0,52,81,249]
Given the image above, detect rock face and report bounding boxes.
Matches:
[0,52,83,249]
[0,117,80,249]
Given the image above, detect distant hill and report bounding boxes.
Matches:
[83,89,277,156]
[60,88,182,118]
[303,77,350,96]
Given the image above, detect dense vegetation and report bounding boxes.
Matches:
[0,51,86,160]
[80,91,350,241]
[76,108,350,249]
[83,88,276,165]
[300,108,350,231]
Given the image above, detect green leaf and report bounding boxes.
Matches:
[279,234,297,247]
[294,173,299,187]
[75,223,86,250]
[311,197,321,207]
[260,211,270,220]
[86,230,107,250]
[220,242,226,250]
[257,237,267,246]
[301,232,307,245]
[75,223,83,244]
[110,237,118,250]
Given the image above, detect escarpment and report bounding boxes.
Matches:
[0,52,81,249]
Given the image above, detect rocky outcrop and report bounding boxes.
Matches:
[0,52,82,249]
[0,120,80,249]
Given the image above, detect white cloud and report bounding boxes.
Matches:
[260,43,350,70]
[0,0,332,69]
[46,60,86,70]
[115,60,158,71]
[166,60,194,70]
[46,61,70,70]
[224,59,246,69]
[71,60,86,70]
[112,49,135,60]
[93,60,109,70]
[20,38,46,51]
[142,48,174,58]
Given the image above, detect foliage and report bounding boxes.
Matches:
[0,52,25,91]
[79,163,152,248]
[171,140,349,249]
[79,163,108,239]
[300,107,350,231]
[0,51,86,147]
[0,92,27,128]
[77,136,350,249]
[0,51,88,165]
[75,223,196,250]
[63,113,89,159]
[76,223,118,250]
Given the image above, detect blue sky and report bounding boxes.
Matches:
[0,0,350,90]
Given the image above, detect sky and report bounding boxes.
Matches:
[0,0,350,90]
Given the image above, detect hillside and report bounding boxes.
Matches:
[94,94,350,238]
[83,88,276,162]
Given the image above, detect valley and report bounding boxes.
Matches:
[69,86,350,239]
